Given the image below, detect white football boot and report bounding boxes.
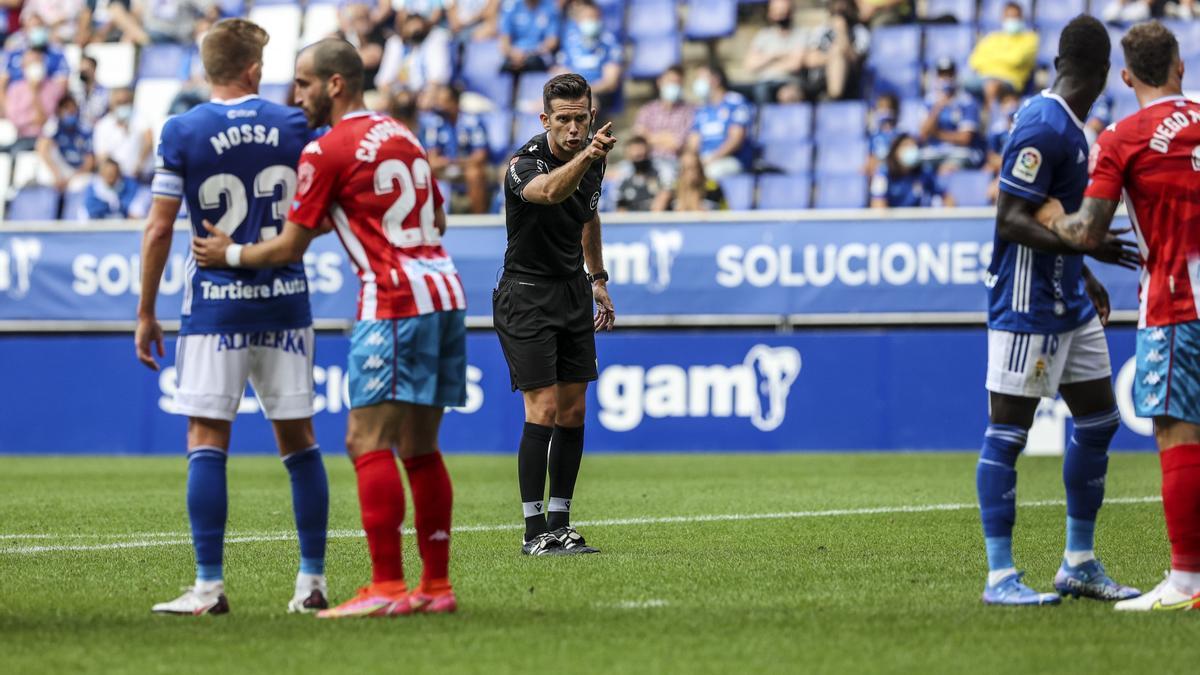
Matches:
[287,573,329,614]
[152,581,229,615]
[1114,575,1200,612]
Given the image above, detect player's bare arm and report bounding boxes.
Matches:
[135,196,182,371]
[582,213,614,332]
[1037,195,1138,268]
[521,121,615,205]
[1081,264,1112,326]
[191,219,323,269]
[997,192,1138,269]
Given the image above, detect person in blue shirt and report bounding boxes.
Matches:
[36,95,95,192]
[499,0,560,73]
[866,93,899,176]
[919,59,985,169]
[868,133,951,208]
[557,0,621,113]
[421,83,490,213]
[1085,91,1113,147]
[686,64,753,180]
[975,16,1141,608]
[84,158,139,219]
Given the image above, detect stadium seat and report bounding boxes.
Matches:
[979,0,1031,32]
[896,98,926,136]
[462,39,513,106]
[757,173,812,210]
[628,34,682,80]
[61,188,87,222]
[760,140,813,175]
[815,139,869,175]
[516,71,551,113]
[84,43,136,89]
[301,3,340,47]
[867,26,922,98]
[7,186,61,221]
[924,25,975,72]
[260,83,292,105]
[596,0,626,40]
[683,0,737,41]
[627,0,677,40]
[925,0,976,23]
[513,114,545,149]
[1037,28,1059,68]
[10,151,48,188]
[815,101,867,139]
[480,109,514,162]
[136,44,188,80]
[1034,0,1087,30]
[250,5,302,85]
[0,153,10,222]
[812,174,868,209]
[757,103,813,142]
[1111,88,1139,122]
[720,174,755,210]
[943,170,994,207]
[133,79,182,128]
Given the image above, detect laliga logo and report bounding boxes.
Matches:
[604,229,683,292]
[596,345,802,432]
[0,237,42,299]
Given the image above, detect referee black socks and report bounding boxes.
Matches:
[547,425,585,531]
[519,422,554,541]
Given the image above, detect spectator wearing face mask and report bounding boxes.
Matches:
[498,0,560,74]
[966,2,1038,112]
[69,56,110,130]
[92,88,155,183]
[21,0,87,45]
[870,133,953,208]
[633,65,695,165]
[337,2,391,90]
[420,84,491,214]
[687,64,753,181]
[919,59,984,170]
[36,95,95,192]
[557,0,621,114]
[866,93,900,176]
[0,26,70,151]
[84,158,139,219]
[742,0,808,104]
[376,13,452,93]
[613,136,673,212]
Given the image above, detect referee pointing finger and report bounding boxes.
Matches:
[495,73,615,556]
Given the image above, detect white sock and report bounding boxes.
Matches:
[296,572,325,590]
[194,578,223,594]
[988,567,1018,587]
[1168,569,1200,594]
[1064,550,1095,567]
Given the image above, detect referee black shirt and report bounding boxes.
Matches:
[503,133,606,277]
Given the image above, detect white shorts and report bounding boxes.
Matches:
[174,327,315,421]
[986,315,1112,399]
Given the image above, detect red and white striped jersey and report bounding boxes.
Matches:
[1086,95,1200,328]
[288,111,465,320]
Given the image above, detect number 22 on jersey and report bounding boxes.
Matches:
[374,157,440,248]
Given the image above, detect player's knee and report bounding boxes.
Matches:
[556,400,586,427]
[1073,409,1120,451]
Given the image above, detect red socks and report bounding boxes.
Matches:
[1161,444,1200,572]
[403,452,454,586]
[353,449,406,584]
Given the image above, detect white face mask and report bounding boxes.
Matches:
[899,145,921,168]
[692,78,711,100]
[1002,18,1025,35]
[578,19,601,39]
[660,82,682,103]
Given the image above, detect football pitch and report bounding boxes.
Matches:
[0,452,1193,674]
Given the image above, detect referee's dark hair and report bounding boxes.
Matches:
[1122,21,1180,87]
[543,73,592,113]
[308,38,365,97]
[1055,14,1111,79]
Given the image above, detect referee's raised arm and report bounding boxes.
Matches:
[520,122,617,205]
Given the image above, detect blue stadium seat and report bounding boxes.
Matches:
[462,39,512,106]
[7,186,60,221]
[629,34,681,79]
[62,189,87,222]
[596,0,626,40]
[925,0,975,23]
[757,174,812,210]
[813,174,868,209]
[627,0,677,40]
[943,170,994,207]
[867,26,922,97]
[683,0,737,41]
[924,25,975,71]
[512,113,545,148]
[1034,0,1087,30]
[760,140,813,174]
[757,103,812,142]
[480,109,513,162]
[815,139,869,175]
[260,83,291,105]
[1037,28,1059,67]
[516,71,551,111]
[815,101,867,139]
[720,174,756,210]
[137,44,188,80]
[979,0,1031,32]
[897,98,927,136]
[215,0,245,18]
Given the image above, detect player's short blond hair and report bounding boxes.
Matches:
[201,18,269,86]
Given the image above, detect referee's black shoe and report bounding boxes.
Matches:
[550,526,600,555]
[522,532,566,556]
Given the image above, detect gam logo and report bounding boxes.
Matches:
[0,237,42,299]
[603,229,683,292]
[596,345,802,432]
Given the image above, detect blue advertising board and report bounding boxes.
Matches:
[0,214,1142,324]
[0,328,1156,455]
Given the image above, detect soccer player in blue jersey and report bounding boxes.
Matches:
[134,18,329,616]
[976,15,1142,606]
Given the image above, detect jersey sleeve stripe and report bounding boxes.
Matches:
[998,177,1048,200]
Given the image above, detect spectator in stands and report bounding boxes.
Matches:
[421,84,490,214]
[857,0,914,28]
[82,0,152,45]
[92,88,154,183]
[788,0,870,102]
[1086,93,1114,147]
[919,59,984,170]
[376,13,452,93]
[966,2,1038,112]
[557,0,621,113]
[1102,0,1196,22]
[391,0,447,24]
[447,0,499,41]
[870,133,953,208]
[866,93,899,176]
[167,17,212,115]
[663,148,725,212]
[633,65,694,165]
[687,64,752,181]
[21,0,86,45]
[0,3,19,46]
[984,90,1020,203]
[84,157,138,219]
[70,55,109,129]
[338,2,390,91]
[0,30,69,151]
[742,0,807,104]
[136,0,218,46]
[36,95,94,192]
[498,0,560,74]
[614,136,672,212]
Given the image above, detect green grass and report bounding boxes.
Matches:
[0,453,1192,675]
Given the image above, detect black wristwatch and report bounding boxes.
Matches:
[587,270,609,284]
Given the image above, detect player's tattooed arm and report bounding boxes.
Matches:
[1037,196,1140,270]
[583,214,615,332]
[191,220,321,269]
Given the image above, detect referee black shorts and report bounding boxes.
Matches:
[492,272,598,392]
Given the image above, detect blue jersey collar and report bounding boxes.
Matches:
[1041,89,1085,131]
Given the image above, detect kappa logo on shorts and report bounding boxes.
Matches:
[364,377,386,392]
[363,354,386,370]
[1012,147,1042,183]
[364,332,387,347]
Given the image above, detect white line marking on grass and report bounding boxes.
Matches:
[605,599,669,610]
[0,496,1162,555]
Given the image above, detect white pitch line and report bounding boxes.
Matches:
[0,496,1162,555]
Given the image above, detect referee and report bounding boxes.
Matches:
[495,73,616,556]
